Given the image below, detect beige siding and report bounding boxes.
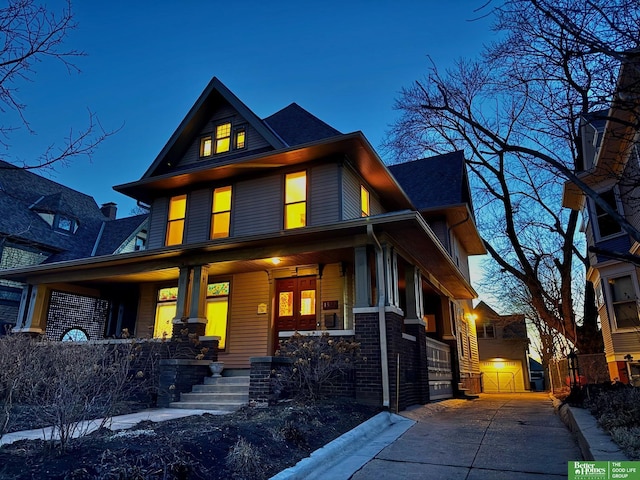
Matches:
[185,188,211,244]
[219,271,270,368]
[319,263,347,329]
[342,166,361,219]
[612,332,640,352]
[309,163,341,225]
[370,193,384,215]
[147,197,168,250]
[234,174,281,236]
[599,303,614,356]
[136,283,156,338]
[178,104,272,168]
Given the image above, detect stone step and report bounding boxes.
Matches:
[191,383,248,394]
[204,376,250,386]
[180,392,249,403]
[169,401,241,412]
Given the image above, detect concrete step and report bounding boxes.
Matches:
[204,376,250,386]
[169,401,241,412]
[180,392,249,403]
[191,383,248,394]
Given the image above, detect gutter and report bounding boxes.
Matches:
[367,224,390,408]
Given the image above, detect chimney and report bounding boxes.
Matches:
[100,202,117,220]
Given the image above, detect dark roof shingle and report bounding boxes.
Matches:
[263,103,341,147]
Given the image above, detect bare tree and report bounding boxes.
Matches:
[0,0,115,171]
[384,0,640,351]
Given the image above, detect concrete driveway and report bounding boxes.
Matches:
[351,393,581,479]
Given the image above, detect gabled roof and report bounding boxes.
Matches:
[0,160,146,262]
[263,103,342,147]
[94,214,148,256]
[388,151,485,255]
[141,77,286,179]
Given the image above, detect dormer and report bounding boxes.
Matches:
[29,193,80,234]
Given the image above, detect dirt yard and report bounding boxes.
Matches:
[0,400,379,480]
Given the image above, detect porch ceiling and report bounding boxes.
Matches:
[1,212,477,299]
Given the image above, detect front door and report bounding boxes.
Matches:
[275,277,317,335]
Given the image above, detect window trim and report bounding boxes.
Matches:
[592,186,625,241]
[214,122,232,154]
[165,194,187,246]
[605,271,640,332]
[284,170,307,230]
[234,126,246,150]
[211,185,232,239]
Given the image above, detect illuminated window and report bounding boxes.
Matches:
[300,289,316,315]
[361,185,370,217]
[211,186,232,239]
[205,281,230,349]
[200,136,212,157]
[234,128,246,149]
[153,287,178,339]
[166,194,187,246]
[215,122,231,154]
[285,171,306,229]
[609,275,639,329]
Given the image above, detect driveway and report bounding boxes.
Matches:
[351,393,581,479]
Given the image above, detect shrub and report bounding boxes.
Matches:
[275,333,361,401]
[0,334,34,436]
[226,436,264,479]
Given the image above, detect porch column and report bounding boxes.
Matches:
[173,266,191,322]
[13,284,49,335]
[354,246,371,307]
[383,244,399,308]
[186,264,209,337]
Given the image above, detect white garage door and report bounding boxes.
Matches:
[480,360,526,392]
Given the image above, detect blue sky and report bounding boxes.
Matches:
[7,1,495,215]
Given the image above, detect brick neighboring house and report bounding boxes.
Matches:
[473,302,531,393]
[562,58,640,384]
[2,78,485,409]
[0,161,148,335]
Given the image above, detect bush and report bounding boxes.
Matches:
[226,437,264,479]
[275,333,361,401]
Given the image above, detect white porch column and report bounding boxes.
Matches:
[404,265,426,325]
[187,264,209,324]
[172,266,191,322]
[354,246,371,308]
[13,284,48,334]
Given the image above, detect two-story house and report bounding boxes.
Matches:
[3,78,485,408]
[0,161,148,335]
[473,301,530,392]
[562,58,640,384]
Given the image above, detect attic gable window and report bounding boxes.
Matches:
[215,122,231,153]
[234,127,246,149]
[200,136,212,157]
[55,214,78,233]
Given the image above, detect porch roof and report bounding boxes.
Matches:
[1,211,476,299]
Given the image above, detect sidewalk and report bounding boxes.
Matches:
[349,393,581,479]
[0,408,222,446]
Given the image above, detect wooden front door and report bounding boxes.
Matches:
[275,277,317,334]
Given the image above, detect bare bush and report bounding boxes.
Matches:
[226,436,264,480]
[0,334,35,436]
[275,333,361,400]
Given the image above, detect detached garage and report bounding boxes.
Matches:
[480,359,527,392]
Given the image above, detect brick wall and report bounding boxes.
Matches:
[355,312,383,405]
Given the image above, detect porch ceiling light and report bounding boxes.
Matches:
[270,257,281,265]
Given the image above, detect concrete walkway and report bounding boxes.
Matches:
[0,408,223,446]
[351,393,582,479]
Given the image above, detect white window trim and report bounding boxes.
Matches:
[591,185,626,242]
[603,268,640,333]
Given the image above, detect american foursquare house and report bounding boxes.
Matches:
[2,78,485,410]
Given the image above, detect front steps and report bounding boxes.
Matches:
[170,376,249,412]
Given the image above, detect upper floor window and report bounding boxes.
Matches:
[211,186,232,239]
[134,231,147,251]
[166,194,187,246]
[55,214,78,233]
[200,136,213,157]
[477,322,495,339]
[608,274,639,330]
[234,127,246,150]
[593,188,623,239]
[361,185,370,217]
[215,122,231,154]
[285,171,306,229]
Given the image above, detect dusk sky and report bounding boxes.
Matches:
[8,1,495,216]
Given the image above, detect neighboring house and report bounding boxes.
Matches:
[529,357,545,391]
[474,301,531,393]
[0,160,148,335]
[562,59,640,384]
[2,78,485,409]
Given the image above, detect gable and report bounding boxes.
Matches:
[142,78,285,179]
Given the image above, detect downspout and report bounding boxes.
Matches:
[367,224,390,408]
